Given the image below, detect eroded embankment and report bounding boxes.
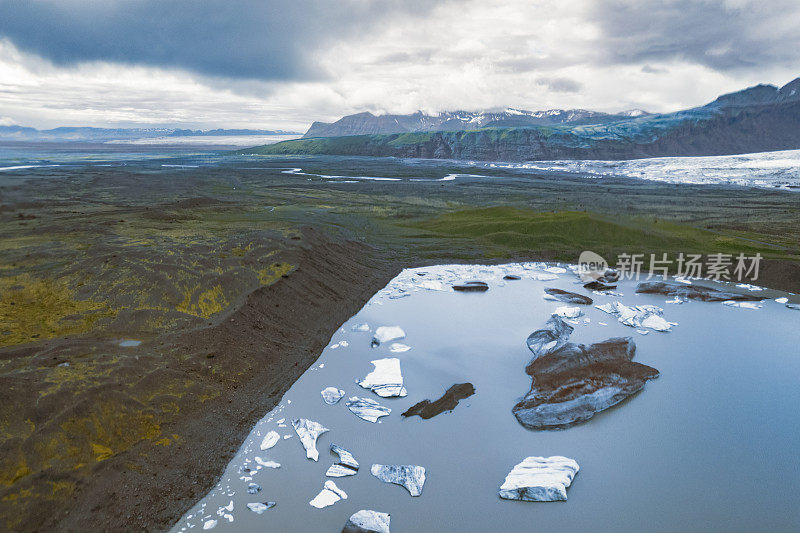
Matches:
[0,228,398,532]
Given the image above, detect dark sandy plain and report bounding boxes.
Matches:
[1,147,798,531]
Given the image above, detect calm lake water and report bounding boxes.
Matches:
[172,264,800,533]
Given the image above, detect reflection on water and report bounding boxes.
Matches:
[172,264,800,532]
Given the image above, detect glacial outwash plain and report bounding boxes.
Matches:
[1,147,799,531]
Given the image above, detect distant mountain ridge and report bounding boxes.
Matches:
[252,77,800,162]
[0,126,299,143]
[303,108,651,138]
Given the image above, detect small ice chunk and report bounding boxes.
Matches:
[254,457,280,468]
[247,482,261,494]
[260,431,280,450]
[352,323,371,332]
[357,358,407,397]
[530,273,559,281]
[736,283,763,291]
[596,301,673,331]
[309,480,348,509]
[247,502,276,514]
[292,418,329,461]
[372,326,405,346]
[321,387,346,405]
[722,300,762,309]
[499,456,579,502]
[553,306,583,319]
[370,464,426,496]
[203,519,217,530]
[545,266,567,274]
[326,443,359,476]
[775,297,788,304]
[343,510,391,533]
[389,343,411,353]
[637,329,650,335]
[346,397,391,423]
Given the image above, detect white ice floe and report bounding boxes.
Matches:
[247,482,261,494]
[343,510,391,533]
[357,358,407,397]
[309,480,348,509]
[389,343,411,353]
[370,464,426,496]
[326,444,359,477]
[545,266,567,274]
[372,326,406,346]
[203,519,217,529]
[498,456,580,502]
[246,502,276,514]
[722,300,763,309]
[292,419,329,461]
[553,306,583,319]
[321,387,346,405]
[596,301,675,331]
[254,457,280,468]
[775,297,788,304]
[530,273,559,281]
[346,397,392,423]
[260,431,280,450]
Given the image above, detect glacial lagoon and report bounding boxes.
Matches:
[173,264,800,532]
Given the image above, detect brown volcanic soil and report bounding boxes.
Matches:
[0,228,399,532]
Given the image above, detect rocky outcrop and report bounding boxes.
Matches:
[513,316,659,430]
[544,288,593,305]
[453,281,489,292]
[402,383,475,419]
[636,281,764,301]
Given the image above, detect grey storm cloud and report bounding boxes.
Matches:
[593,0,800,71]
[536,77,582,93]
[0,0,443,80]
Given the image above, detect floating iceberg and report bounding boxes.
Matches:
[246,501,276,514]
[357,358,407,397]
[544,288,593,305]
[292,418,329,461]
[514,316,659,430]
[326,444,359,477]
[722,300,762,309]
[309,480,348,509]
[203,519,217,529]
[352,323,371,332]
[370,464,426,496]
[254,457,280,468]
[346,397,392,422]
[636,280,763,302]
[247,482,261,494]
[453,281,489,292]
[343,510,391,533]
[498,456,580,502]
[372,326,406,347]
[260,431,280,450]
[389,343,411,353]
[553,306,583,319]
[596,301,674,331]
[321,387,346,405]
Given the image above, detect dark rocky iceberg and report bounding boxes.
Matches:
[636,281,763,301]
[402,383,475,419]
[453,281,489,292]
[513,315,659,430]
[544,287,593,305]
[583,280,617,291]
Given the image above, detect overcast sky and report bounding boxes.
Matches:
[0,0,798,131]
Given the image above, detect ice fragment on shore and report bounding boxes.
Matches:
[372,326,405,347]
[321,387,346,405]
[357,358,407,397]
[247,502,276,514]
[309,480,348,508]
[343,510,391,533]
[346,397,392,422]
[370,464,426,496]
[498,456,579,502]
[260,431,280,450]
[292,418,329,461]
